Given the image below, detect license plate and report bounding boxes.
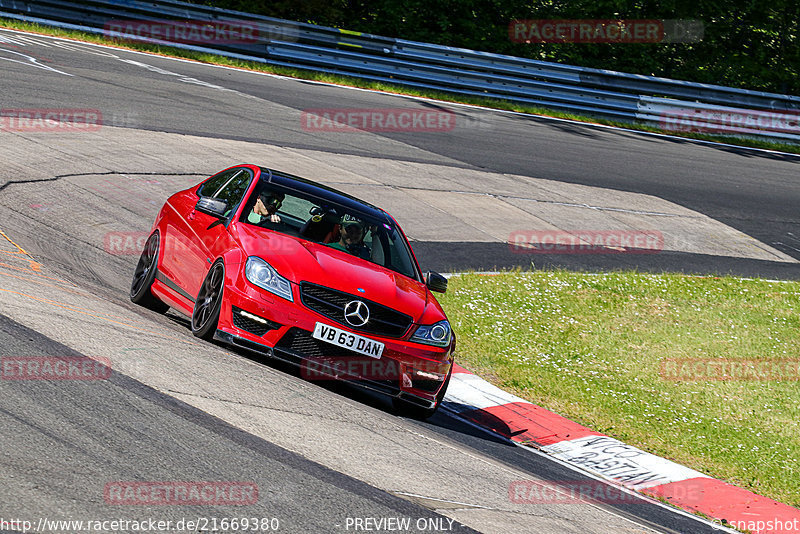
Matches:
[312,322,384,359]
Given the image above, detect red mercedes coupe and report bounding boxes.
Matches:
[130,164,454,418]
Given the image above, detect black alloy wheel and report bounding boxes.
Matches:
[130,231,169,313]
[192,259,225,340]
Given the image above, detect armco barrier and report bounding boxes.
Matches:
[1,0,798,142]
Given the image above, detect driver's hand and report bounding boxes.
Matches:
[269,213,281,223]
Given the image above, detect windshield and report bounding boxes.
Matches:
[239,182,420,280]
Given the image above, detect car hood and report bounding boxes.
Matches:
[235,225,435,321]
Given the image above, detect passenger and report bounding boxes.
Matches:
[327,220,370,259]
[248,190,284,224]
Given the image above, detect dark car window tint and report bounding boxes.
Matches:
[198,168,239,198]
[240,183,418,280]
[213,169,252,211]
[239,184,315,235]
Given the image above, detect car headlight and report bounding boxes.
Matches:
[245,256,293,302]
[410,320,451,347]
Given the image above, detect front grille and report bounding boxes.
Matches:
[275,328,361,359]
[274,328,400,394]
[274,329,443,400]
[231,306,281,337]
[299,282,412,338]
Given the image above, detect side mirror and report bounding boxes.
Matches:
[424,271,448,293]
[195,197,228,218]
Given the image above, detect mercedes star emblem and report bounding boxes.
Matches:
[344,300,370,327]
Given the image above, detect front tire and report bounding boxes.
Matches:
[130,231,169,313]
[392,366,452,420]
[192,259,225,340]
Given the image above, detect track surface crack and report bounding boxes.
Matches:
[0,171,207,193]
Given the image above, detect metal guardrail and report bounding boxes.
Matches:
[1,0,798,142]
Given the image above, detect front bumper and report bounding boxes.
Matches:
[217,274,454,406]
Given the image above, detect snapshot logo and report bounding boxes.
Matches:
[711,518,800,534]
[508,230,663,254]
[104,481,258,506]
[509,19,703,44]
[0,109,103,132]
[104,19,260,44]
[660,358,800,382]
[301,108,456,133]
[1,356,112,380]
[660,108,800,137]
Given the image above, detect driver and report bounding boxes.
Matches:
[248,190,285,224]
[327,220,370,260]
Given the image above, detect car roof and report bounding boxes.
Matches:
[256,166,393,224]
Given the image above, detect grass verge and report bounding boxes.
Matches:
[437,270,800,507]
[0,17,798,155]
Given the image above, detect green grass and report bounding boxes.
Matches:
[438,270,800,507]
[1,17,798,155]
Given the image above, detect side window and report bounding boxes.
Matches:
[213,169,253,217]
[198,169,239,198]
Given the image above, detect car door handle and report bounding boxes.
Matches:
[188,210,196,221]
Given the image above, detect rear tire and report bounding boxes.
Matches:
[192,259,225,341]
[130,231,169,313]
[392,366,452,420]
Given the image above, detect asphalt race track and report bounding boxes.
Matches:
[0,314,480,533]
[1,28,798,277]
[0,27,791,533]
